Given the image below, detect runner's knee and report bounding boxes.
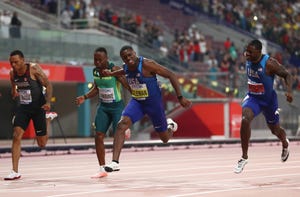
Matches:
[95,132,105,140]
[13,127,24,141]
[36,136,48,148]
[117,118,131,130]
[241,116,251,126]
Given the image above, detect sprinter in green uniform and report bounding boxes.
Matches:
[76,47,131,178]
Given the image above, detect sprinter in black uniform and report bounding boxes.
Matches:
[4,50,53,180]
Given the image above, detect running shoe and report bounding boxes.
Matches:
[4,170,21,180]
[281,138,290,162]
[167,118,178,132]
[91,166,108,178]
[104,161,120,172]
[46,112,58,120]
[125,128,131,140]
[234,158,248,174]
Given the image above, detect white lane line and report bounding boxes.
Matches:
[38,173,300,197]
[167,182,300,197]
[2,171,300,195]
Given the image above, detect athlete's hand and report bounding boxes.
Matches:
[285,92,293,103]
[11,89,19,99]
[101,69,112,77]
[75,96,85,106]
[179,97,192,108]
[41,102,51,111]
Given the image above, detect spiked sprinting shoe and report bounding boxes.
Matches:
[91,166,108,178]
[104,161,120,172]
[281,138,290,162]
[167,118,178,132]
[46,112,58,120]
[4,170,21,180]
[234,158,248,174]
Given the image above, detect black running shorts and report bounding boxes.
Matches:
[13,106,47,136]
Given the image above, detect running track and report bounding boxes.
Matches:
[1,141,300,197]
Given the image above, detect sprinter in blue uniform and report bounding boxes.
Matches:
[234,39,293,173]
[103,45,192,172]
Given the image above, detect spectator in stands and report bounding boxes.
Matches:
[168,42,180,62]
[223,37,231,51]
[135,13,142,28]
[206,53,219,86]
[0,10,12,38]
[291,67,299,90]
[234,39,293,174]
[160,42,169,57]
[178,43,190,68]
[229,42,238,61]
[61,7,73,29]
[192,40,200,61]
[206,53,219,69]
[219,53,231,85]
[111,12,119,27]
[5,50,53,180]
[199,37,208,61]
[85,2,97,19]
[288,39,300,67]
[9,11,22,38]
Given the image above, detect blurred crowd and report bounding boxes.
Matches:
[55,0,300,92]
[8,0,300,94]
[184,0,300,92]
[184,0,300,70]
[189,0,300,66]
[44,0,165,48]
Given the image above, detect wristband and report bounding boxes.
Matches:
[177,95,183,100]
[84,95,88,99]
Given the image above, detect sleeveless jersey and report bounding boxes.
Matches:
[246,54,275,101]
[123,56,161,101]
[13,63,46,107]
[93,62,122,103]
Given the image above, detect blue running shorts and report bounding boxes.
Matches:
[242,92,279,125]
[122,97,167,132]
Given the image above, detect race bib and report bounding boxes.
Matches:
[130,84,149,99]
[99,87,115,102]
[19,89,32,104]
[248,81,265,95]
